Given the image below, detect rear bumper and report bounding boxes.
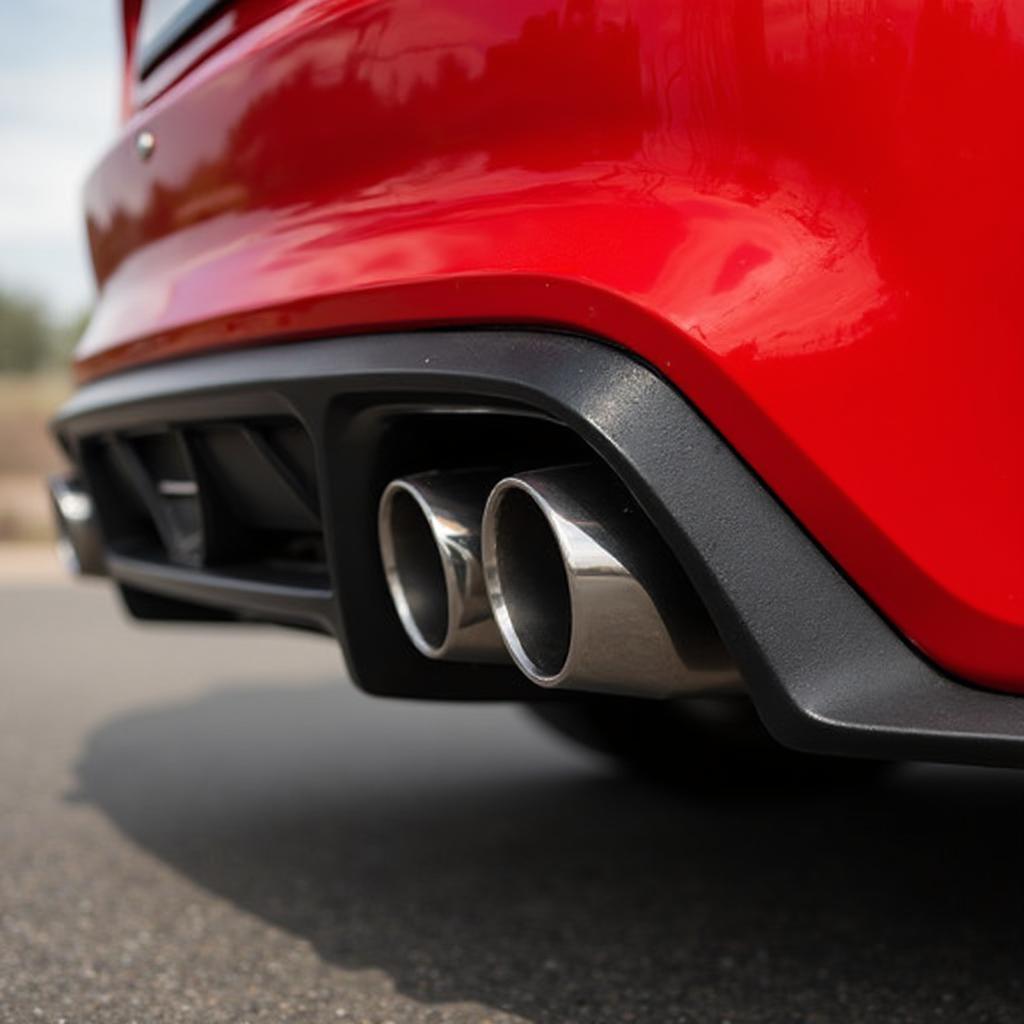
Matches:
[54,329,1024,768]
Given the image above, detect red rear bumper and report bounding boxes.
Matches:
[80,0,1024,689]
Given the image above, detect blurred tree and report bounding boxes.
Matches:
[0,286,91,373]
[51,307,91,367]
[0,287,53,373]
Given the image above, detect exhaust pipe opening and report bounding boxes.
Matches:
[489,486,571,678]
[378,473,508,663]
[383,486,449,652]
[483,466,740,698]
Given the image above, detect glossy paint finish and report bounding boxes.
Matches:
[80,0,1024,690]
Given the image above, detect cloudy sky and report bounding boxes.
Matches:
[0,2,119,316]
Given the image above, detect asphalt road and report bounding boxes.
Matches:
[4,573,1024,1023]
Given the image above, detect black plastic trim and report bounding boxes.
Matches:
[107,554,335,632]
[55,330,1024,767]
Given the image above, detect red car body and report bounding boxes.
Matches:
[57,0,1024,776]
[79,0,1024,696]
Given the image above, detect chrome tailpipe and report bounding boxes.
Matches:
[48,473,106,577]
[378,471,508,662]
[481,465,739,697]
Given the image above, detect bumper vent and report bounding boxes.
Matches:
[81,419,325,584]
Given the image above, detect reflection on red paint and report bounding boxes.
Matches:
[80,0,1024,690]
[711,244,773,294]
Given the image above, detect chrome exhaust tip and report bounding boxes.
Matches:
[378,471,508,662]
[47,473,106,577]
[482,465,739,697]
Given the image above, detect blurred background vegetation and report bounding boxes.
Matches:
[0,286,87,374]
[0,283,86,542]
[1,0,117,557]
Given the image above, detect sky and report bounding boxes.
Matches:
[0,1,120,317]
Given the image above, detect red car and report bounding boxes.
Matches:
[51,0,1024,773]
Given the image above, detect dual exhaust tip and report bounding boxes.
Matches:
[379,465,738,698]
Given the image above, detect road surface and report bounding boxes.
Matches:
[3,565,1023,1022]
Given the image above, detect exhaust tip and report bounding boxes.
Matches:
[379,481,450,656]
[483,481,572,682]
[484,465,741,697]
[378,473,508,662]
